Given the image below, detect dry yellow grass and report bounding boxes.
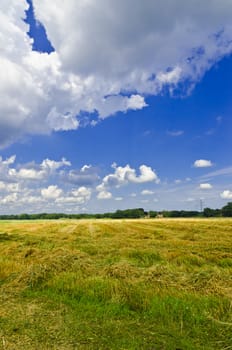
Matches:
[0,218,232,349]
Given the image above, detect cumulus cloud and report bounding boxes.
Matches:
[97,94,147,119]
[97,191,112,200]
[199,183,212,189]
[220,190,232,199]
[41,185,63,199]
[0,155,157,212]
[0,152,231,213]
[34,0,232,84]
[8,157,70,181]
[0,155,96,211]
[80,165,92,172]
[141,190,155,195]
[71,186,91,202]
[41,158,71,172]
[0,181,20,193]
[194,159,213,168]
[20,196,43,204]
[10,168,45,180]
[0,193,18,204]
[0,1,232,146]
[97,163,159,192]
[46,108,79,131]
[55,186,92,205]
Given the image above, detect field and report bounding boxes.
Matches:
[0,218,232,349]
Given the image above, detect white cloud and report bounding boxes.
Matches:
[97,191,112,200]
[80,165,92,172]
[194,159,213,168]
[2,155,16,165]
[97,164,159,192]
[0,1,232,146]
[47,108,79,131]
[167,130,184,137]
[34,0,232,86]
[55,191,92,204]
[7,157,71,181]
[157,67,182,85]
[71,186,91,203]
[126,95,147,110]
[97,94,147,119]
[41,158,71,171]
[55,196,80,204]
[141,190,154,195]
[20,196,43,204]
[115,197,123,201]
[41,185,63,199]
[0,153,231,213]
[72,186,91,197]
[130,165,159,184]
[0,181,20,193]
[199,183,212,190]
[0,193,18,204]
[220,190,232,199]
[11,168,45,180]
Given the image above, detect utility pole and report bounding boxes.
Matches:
[200,199,203,213]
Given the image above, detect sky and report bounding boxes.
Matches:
[0,0,232,214]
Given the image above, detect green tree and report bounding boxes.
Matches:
[221,202,232,217]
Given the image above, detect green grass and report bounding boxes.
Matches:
[0,218,232,349]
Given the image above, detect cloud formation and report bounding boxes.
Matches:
[199,183,212,190]
[0,155,94,212]
[200,166,232,179]
[0,155,163,212]
[97,163,159,193]
[141,190,155,195]
[220,190,232,199]
[97,191,112,200]
[194,159,213,168]
[1,1,232,147]
[41,185,63,199]
[0,154,231,213]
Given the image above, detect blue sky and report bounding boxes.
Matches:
[0,0,232,213]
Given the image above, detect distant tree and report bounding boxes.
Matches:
[203,208,214,217]
[111,208,145,219]
[149,211,157,218]
[203,208,221,217]
[160,210,201,218]
[169,210,182,217]
[221,202,232,217]
[18,213,30,220]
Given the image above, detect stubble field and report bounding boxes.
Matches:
[0,218,232,349]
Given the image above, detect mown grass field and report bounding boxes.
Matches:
[0,218,232,349]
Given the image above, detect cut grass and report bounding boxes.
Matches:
[0,218,232,349]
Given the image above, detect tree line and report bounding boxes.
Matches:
[0,202,232,220]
